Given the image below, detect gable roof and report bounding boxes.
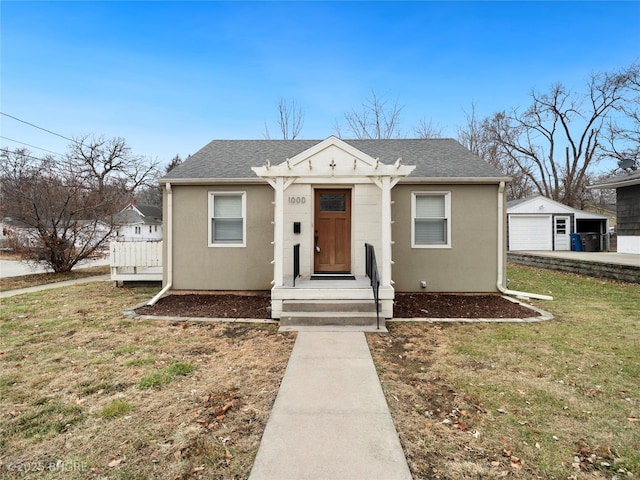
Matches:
[162,137,508,183]
[115,204,162,226]
[507,195,609,219]
[113,210,162,226]
[133,204,162,219]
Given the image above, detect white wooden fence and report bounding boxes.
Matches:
[110,241,163,282]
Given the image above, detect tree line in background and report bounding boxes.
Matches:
[266,62,639,208]
[1,62,637,272]
[456,63,639,208]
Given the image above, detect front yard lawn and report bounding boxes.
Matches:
[0,264,638,479]
[368,264,639,479]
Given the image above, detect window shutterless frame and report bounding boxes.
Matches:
[411,191,452,248]
[208,192,246,247]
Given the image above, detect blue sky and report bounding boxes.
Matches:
[1,1,638,168]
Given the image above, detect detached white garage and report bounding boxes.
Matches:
[507,196,610,252]
[509,215,553,250]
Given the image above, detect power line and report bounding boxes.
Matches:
[0,135,65,157]
[0,147,54,164]
[0,111,77,144]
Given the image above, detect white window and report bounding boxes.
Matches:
[412,192,451,248]
[208,192,246,247]
[134,226,141,235]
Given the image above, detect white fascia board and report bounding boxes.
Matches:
[587,178,640,189]
[513,197,574,215]
[252,136,415,179]
[286,136,377,167]
[574,210,610,219]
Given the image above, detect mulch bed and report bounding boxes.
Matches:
[135,292,273,319]
[135,292,537,319]
[393,293,536,318]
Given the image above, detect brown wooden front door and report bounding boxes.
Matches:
[314,189,351,273]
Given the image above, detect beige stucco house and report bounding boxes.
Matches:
[156,136,515,320]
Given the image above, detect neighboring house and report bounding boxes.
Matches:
[506,196,610,252]
[113,203,163,242]
[588,170,640,254]
[158,136,515,319]
[1,217,111,250]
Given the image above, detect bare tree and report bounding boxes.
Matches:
[457,102,534,201]
[457,102,489,158]
[0,137,159,272]
[136,154,184,206]
[71,135,158,195]
[601,63,640,167]
[334,90,404,139]
[414,117,443,139]
[584,171,617,207]
[263,98,305,139]
[483,67,633,208]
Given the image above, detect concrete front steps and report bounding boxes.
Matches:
[279,299,382,328]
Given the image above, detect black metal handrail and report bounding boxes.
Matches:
[364,243,381,330]
[293,243,300,287]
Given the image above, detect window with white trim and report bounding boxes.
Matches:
[208,192,246,247]
[412,192,451,248]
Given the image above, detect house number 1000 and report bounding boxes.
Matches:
[288,196,306,204]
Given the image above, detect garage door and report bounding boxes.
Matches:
[509,215,552,251]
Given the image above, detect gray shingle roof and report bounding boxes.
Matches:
[506,197,529,208]
[114,210,162,226]
[589,169,640,188]
[135,204,162,219]
[162,138,506,181]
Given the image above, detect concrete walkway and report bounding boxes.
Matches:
[0,275,110,299]
[249,331,412,480]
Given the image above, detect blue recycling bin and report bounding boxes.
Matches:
[570,233,582,251]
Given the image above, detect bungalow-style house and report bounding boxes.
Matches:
[113,203,163,242]
[588,170,640,254]
[156,136,518,320]
[506,196,610,252]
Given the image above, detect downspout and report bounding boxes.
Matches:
[496,182,553,301]
[147,182,173,305]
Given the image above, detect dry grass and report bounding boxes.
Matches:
[0,282,295,479]
[1,265,638,479]
[368,265,639,479]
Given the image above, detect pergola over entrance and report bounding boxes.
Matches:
[252,136,415,317]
